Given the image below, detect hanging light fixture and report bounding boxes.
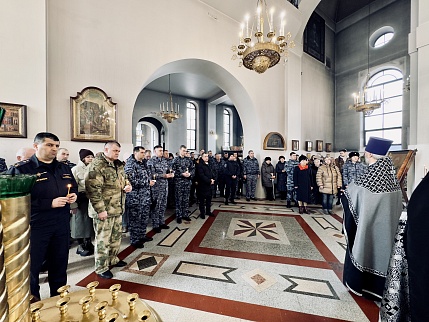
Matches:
[349,0,385,116]
[157,74,182,123]
[231,0,295,74]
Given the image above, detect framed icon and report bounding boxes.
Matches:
[325,143,332,152]
[292,140,299,151]
[316,140,323,152]
[305,141,312,152]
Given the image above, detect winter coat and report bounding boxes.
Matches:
[316,164,342,195]
[342,160,366,186]
[261,162,275,188]
[197,161,215,197]
[293,165,313,203]
[275,161,287,192]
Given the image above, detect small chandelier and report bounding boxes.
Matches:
[349,0,384,116]
[157,74,182,123]
[231,0,295,74]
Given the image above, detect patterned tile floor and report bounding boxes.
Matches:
[39,198,380,321]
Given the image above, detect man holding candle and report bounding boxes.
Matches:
[85,140,132,279]
[7,132,78,300]
[147,145,173,233]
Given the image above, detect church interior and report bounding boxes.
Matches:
[1,0,428,321]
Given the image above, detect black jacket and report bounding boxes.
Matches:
[197,162,215,196]
[224,160,240,178]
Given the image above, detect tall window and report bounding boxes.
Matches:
[223,109,231,147]
[364,69,403,147]
[187,102,197,150]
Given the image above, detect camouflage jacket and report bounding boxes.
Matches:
[85,154,128,218]
[285,159,299,189]
[342,160,366,187]
[172,155,195,181]
[124,155,151,206]
[243,156,260,175]
[147,156,169,184]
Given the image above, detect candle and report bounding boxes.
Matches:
[270,8,274,32]
[257,6,261,32]
[160,103,162,112]
[162,102,165,111]
[67,184,72,196]
[245,14,249,38]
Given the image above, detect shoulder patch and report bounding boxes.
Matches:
[14,159,30,167]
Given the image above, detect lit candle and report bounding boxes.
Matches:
[67,184,72,196]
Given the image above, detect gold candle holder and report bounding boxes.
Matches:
[57,284,70,298]
[86,281,99,298]
[138,310,152,321]
[78,295,93,314]
[30,302,43,322]
[127,293,139,311]
[94,300,108,321]
[107,312,120,321]
[55,296,70,315]
[109,284,121,301]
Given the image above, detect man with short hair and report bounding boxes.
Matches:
[172,145,194,223]
[342,152,365,188]
[213,153,226,198]
[86,140,132,279]
[124,146,155,248]
[145,150,152,160]
[148,145,173,233]
[285,152,299,208]
[243,150,260,201]
[16,147,36,161]
[196,153,215,219]
[342,137,402,301]
[224,154,240,205]
[57,147,76,168]
[7,132,78,300]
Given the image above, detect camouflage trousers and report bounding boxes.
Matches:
[175,179,191,219]
[150,181,168,228]
[245,174,258,198]
[128,202,150,244]
[286,189,297,202]
[93,215,122,274]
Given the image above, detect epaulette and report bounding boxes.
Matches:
[13,159,31,167]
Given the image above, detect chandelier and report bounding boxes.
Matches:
[157,74,182,123]
[348,1,384,116]
[231,0,295,74]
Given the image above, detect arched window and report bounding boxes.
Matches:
[364,69,403,147]
[223,109,231,148]
[374,32,394,48]
[187,102,197,150]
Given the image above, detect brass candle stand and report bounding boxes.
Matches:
[29,281,161,321]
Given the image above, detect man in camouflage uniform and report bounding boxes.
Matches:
[124,146,155,248]
[285,152,299,208]
[243,150,260,201]
[172,145,194,224]
[86,140,132,279]
[147,145,173,233]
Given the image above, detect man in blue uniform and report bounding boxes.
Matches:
[243,150,260,201]
[7,132,78,300]
[172,145,194,224]
[147,145,173,233]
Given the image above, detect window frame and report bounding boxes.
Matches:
[186,101,197,150]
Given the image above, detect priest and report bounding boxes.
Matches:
[342,137,402,301]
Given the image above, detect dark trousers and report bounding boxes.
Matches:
[225,177,237,201]
[265,187,274,201]
[30,224,70,299]
[198,193,212,215]
[217,175,225,197]
[190,180,197,203]
[322,193,334,210]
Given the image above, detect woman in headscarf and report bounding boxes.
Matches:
[293,155,313,214]
[261,156,276,201]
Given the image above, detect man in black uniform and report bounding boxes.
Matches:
[224,154,240,205]
[196,153,215,218]
[7,132,78,300]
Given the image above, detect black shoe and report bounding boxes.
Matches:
[177,218,182,224]
[182,217,191,222]
[208,212,215,217]
[153,227,161,233]
[160,224,170,229]
[114,260,127,267]
[199,213,205,219]
[246,198,250,201]
[286,201,291,208]
[336,200,341,205]
[131,241,144,248]
[76,244,91,257]
[98,270,113,279]
[224,199,229,205]
[140,236,153,242]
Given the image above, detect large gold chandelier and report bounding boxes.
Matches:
[231,0,295,74]
[157,74,182,123]
[348,0,384,116]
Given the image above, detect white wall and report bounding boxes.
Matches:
[0,0,47,166]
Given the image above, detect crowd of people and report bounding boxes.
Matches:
[4,132,425,320]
